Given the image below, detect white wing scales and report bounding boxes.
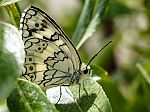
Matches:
[20,6,82,89]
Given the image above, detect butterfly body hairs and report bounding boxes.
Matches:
[20,6,92,90]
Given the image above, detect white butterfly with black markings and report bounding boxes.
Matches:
[20,5,92,90]
[20,5,112,91]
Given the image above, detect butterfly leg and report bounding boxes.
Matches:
[56,86,62,104]
[83,82,88,95]
[79,83,81,100]
[83,82,101,111]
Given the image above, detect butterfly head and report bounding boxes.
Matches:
[81,63,92,76]
[80,41,113,77]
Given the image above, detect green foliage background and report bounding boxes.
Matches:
[0,0,150,112]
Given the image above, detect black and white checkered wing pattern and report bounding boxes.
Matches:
[20,6,82,90]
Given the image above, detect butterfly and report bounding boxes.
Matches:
[20,5,112,92]
[20,5,92,90]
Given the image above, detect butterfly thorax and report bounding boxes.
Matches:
[71,63,91,84]
[69,70,81,85]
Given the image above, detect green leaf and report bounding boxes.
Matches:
[136,63,150,85]
[91,65,108,77]
[0,0,20,7]
[73,0,110,49]
[0,51,20,100]
[0,21,23,100]
[56,77,112,112]
[98,77,129,112]
[107,0,134,17]
[144,0,150,20]
[0,21,24,66]
[142,79,150,112]
[7,79,58,112]
[132,44,150,58]
[72,0,96,46]
[5,3,21,28]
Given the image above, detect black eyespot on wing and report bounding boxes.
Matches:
[35,23,39,27]
[29,66,33,70]
[29,58,32,61]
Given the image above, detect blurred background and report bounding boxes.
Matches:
[1,0,150,112]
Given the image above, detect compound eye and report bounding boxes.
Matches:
[83,69,88,74]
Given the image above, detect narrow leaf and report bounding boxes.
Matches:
[5,3,21,28]
[76,0,109,49]
[136,63,150,85]
[0,0,20,7]
[72,0,96,46]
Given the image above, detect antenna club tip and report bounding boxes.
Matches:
[109,40,113,43]
[107,40,113,45]
[106,40,113,45]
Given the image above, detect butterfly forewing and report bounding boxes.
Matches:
[20,6,82,89]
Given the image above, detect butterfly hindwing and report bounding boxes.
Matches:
[20,6,82,89]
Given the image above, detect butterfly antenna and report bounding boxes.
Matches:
[87,40,113,66]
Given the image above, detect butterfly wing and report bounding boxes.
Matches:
[20,6,82,89]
